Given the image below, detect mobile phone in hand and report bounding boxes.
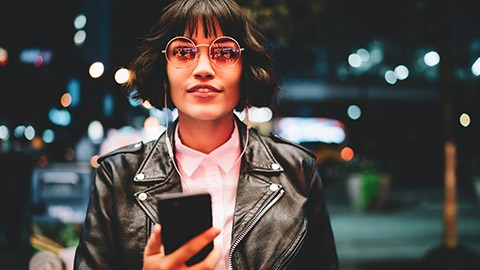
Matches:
[157,193,213,266]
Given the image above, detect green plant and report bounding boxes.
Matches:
[359,172,381,210]
[340,155,390,211]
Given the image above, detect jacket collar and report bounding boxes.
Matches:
[133,115,283,183]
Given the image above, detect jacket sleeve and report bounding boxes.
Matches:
[305,158,339,270]
[74,162,119,269]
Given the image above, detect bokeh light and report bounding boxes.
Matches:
[114,68,130,84]
[14,125,25,138]
[65,147,75,161]
[24,125,35,141]
[348,53,362,68]
[394,65,409,80]
[347,105,362,120]
[144,116,160,130]
[0,125,9,140]
[384,70,397,84]
[38,155,48,167]
[103,93,114,117]
[89,62,104,78]
[74,30,87,46]
[32,137,43,150]
[424,51,440,67]
[471,57,480,76]
[67,78,81,107]
[42,129,55,143]
[61,93,72,107]
[341,147,354,161]
[459,113,471,127]
[49,108,72,126]
[88,120,104,144]
[0,46,8,66]
[33,55,43,67]
[90,155,100,168]
[357,48,370,62]
[74,14,87,30]
[248,107,273,123]
[142,100,153,109]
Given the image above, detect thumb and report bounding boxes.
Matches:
[144,223,164,257]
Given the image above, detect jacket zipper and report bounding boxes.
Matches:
[229,188,285,269]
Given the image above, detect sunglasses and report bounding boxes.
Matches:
[162,36,244,69]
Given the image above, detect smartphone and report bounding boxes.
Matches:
[157,192,213,266]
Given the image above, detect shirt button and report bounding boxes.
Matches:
[136,173,145,180]
[271,163,281,170]
[138,193,148,201]
[269,184,280,192]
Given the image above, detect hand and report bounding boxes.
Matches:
[143,224,221,270]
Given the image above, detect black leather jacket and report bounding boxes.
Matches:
[74,119,338,269]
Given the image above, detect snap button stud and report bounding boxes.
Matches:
[136,173,145,180]
[271,163,280,170]
[138,193,148,201]
[269,184,280,192]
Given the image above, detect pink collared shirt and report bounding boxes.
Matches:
[174,122,241,270]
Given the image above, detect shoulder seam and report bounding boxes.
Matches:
[98,141,144,163]
[269,133,316,159]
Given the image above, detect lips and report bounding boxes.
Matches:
[187,85,222,93]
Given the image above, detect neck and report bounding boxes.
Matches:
[177,114,235,154]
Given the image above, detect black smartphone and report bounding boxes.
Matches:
[157,193,213,266]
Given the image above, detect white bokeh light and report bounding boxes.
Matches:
[459,113,471,127]
[357,48,370,62]
[74,14,87,29]
[471,57,480,76]
[384,70,397,84]
[115,68,130,84]
[347,105,362,120]
[88,120,104,143]
[424,51,440,67]
[348,53,362,68]
[0,125,9,140]
[24,125,35,141]
[74,30,87,46]
[89,62,104,78]
[394,65,409,80]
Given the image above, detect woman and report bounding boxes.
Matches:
[74,0,338,269]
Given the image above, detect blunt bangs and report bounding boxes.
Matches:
[163,0,245,41]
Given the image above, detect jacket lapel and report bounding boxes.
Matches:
[231,118,284,241]
[133,122,183,224]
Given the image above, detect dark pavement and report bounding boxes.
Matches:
[327,186,480,270]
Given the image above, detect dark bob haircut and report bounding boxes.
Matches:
[126,0,279,110]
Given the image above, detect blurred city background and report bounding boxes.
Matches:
[1,0,480,269]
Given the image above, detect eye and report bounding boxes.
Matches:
[172,46,196,59]
[212,47,238,59]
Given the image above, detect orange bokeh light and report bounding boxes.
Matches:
[61,93,72,107]
[341,147,354,161]
[90,155,100,168]
[144,116,160,129]
[31,137,44,150]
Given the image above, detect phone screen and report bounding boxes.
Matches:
[157,193,213,266]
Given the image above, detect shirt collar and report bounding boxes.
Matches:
[174,121,241,177]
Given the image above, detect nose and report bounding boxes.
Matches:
[193,47,215,79]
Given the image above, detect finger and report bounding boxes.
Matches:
[188,245,222,270]
[170,227,220,264]
[144,223,164,257]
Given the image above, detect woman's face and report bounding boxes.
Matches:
[167,20,242,123]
